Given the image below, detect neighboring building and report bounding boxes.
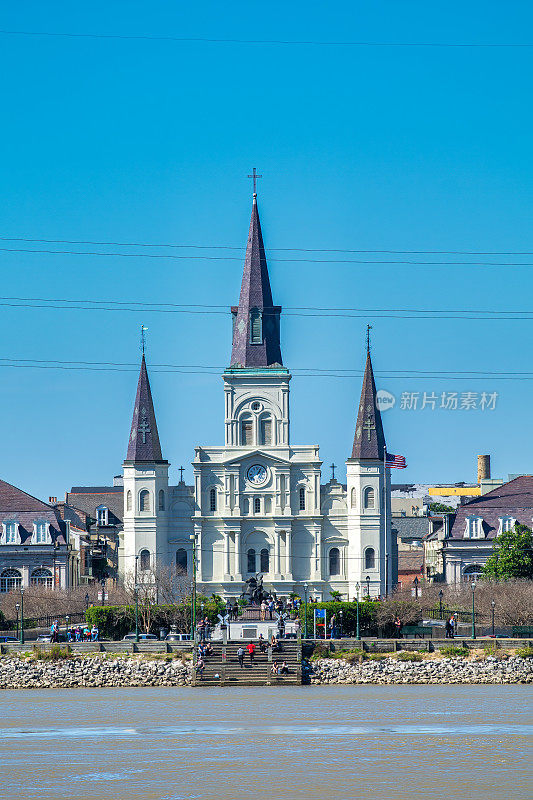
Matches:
[62,481,124,583]
[391,516,428,590]
[119,191,399,600]
[443,475,533,583]
[0,479,77,592]
[423,514,453,582]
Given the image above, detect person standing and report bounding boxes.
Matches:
[394,616,403,638]
[445,616,454,639]
[237,646,245,668]
[247,641,256,666]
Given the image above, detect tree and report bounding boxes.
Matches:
[483,523,533,580]
[429,502,455,514]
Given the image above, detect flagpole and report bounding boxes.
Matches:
[383,444,389,597]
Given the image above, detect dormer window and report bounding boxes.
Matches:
[96,506,109,526]
[465,515,483,539]
[250,308,262,344]
[35,521,48,543]
[499,516,515,534]
[4,522,17,544]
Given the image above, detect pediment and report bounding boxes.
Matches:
[222,449,290,467]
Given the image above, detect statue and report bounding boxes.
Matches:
[241,574,265,605]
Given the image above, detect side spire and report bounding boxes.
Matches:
[351,333,386,460]
[230,189,283,368]
[125,354,164,462]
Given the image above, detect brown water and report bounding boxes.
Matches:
[2,686,531,800]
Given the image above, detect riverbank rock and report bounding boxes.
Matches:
[0,654,193,689]
[308,656,533,684]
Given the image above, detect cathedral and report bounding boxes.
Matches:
[120,190,398,601]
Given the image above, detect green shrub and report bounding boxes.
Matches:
[368,653,389,661]
[310,643,331,660]
[395,651,424,662]
[440,645,469,658]
[34,644,71,661]
[516,646,533,658]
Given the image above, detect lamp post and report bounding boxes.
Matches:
[20,588,24,645]
[66,615,70,640]
[15,602,20,639]
[190,534,197,641]
[85,592,90,611]
[303,582,308,639]
[439,589,444,619]
[101,578,106,607]
[413,576,419,599]
[366,575,370,598]
[491,599,496,638]
[134,554,139,644]
[356,582,361,641]
[339,609,343,639]
[471,580,477,640]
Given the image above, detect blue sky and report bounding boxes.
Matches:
[0,2,532,500]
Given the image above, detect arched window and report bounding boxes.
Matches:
[363,487,375,509]
[260,417,272,445]
[254,497,261,514]
[260,548,269,573]
[250,308,262,344]
[241,415,253,445]
[299,487,306,511]
[139,549,150,571]
[209,488,217,512]
[329,547,340,576]
[0,569,22,593]
[365,547,375,570]
[126,490,132,511]
[139,490,150,512]
[159,489,165,511]
[30,568,53,588]
[463,564,483,581]
[247,548,256,573]
[176,548,187,574]
[350,488,357,508]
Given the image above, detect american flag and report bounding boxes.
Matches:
[385,452,407,469]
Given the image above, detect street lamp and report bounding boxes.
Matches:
[101,578,106,607]
[439,589,444,619]
[366,575,370,598]
[85,592,90,611]
[20,588,24,645]
[190,534,197,641]
[339,609,343,639]
[66,615,70,639]
[134,553,139,644]
[413,576,419,599]
[303,582,308,639]
[491,599,496,638]
[15,602,20,639]
[471,580,477,640]
[356,582,361,641]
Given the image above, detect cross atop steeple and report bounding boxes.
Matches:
[366,324,372,354]
[247,167,262,197]
[330,463,337,481]
[179,466,185,483]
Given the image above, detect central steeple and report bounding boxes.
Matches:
[351,339,386,461]
[230,192,283,368]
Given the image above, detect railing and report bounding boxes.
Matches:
[1,610,87,632]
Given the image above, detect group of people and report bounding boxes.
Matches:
[196,617,211,642]
[50,621,99,642]
[445,615,458,638]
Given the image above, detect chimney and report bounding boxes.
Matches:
[49,496,57,504]
[477,455,491,484]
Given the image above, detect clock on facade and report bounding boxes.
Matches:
[247,464,268,486]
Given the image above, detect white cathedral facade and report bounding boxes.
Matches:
[120,192,398,601]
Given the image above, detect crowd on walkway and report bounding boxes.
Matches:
[49,620,99,642]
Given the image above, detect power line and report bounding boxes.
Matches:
[1,236,531,256]
[0,245,530,266]
[1,296,533,322]
[0,30,531,48]
[0,357,528,380]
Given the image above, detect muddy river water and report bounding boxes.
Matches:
[2,685,531,799]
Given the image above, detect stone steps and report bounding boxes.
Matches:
[194,640,301,685]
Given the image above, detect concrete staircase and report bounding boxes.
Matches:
[194,640,301,686]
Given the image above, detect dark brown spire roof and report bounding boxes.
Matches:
[230,196,283,368]
[125,355,165,463]
[350,349,386,460]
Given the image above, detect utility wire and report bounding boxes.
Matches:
[0,246,530,265]
[1,236,531,256]
[0,30,531,48]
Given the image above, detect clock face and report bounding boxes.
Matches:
[247,464,268,486]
